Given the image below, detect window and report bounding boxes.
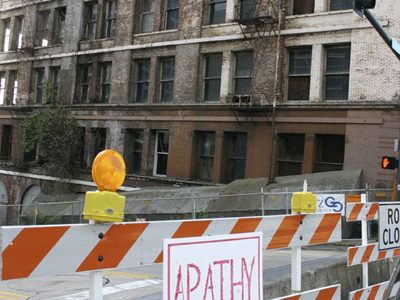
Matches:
[90,128,106,166]
[85,2,98,40]
[225,132,247,182]
[54,7,66,44]
[1,19,10,52]
[313,134,345,173]
[196,131,215,181]
[288,47,312,100]
[325,45,350,100]
[277,134,304,176]
[50,67,60,104]
[35,68,45,104]
[9,71,18,105]
[125,129,143,173]
[140,0,155,33]
[165,0,179,30]
[0,125,12,159]
[204,54,222,101]
[37,11,49,47]
[240,0,257,19]
[136,59,150,102]
[0,73,5,105]
[292,0,314,15]
[15,16,24,49]
[160,58,174,102]
[330,0,352,11]
[209,0,226,25]
[79,64,92,103]
[154,130,169,176]
[234,51,253,95]
[105,0,117,38]
[100,62,112,103]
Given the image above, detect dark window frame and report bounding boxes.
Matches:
[1,19,11,52]
[225,132,247,182]
[140,0,155,33]
[288,47,312,101]
[53,7,66,44]
[330,0,352,11]
[234,51,253,95]
[99,62,112,103]
[84,2,98,40]
[104,0,118,38]
[125,129,144,174]
[50,67,60,104]
[325,44,351,100]
[35,68,45,104]
[160,57,175,102]
[0,72,5,105]
[36,10,50,47]
[79,64,92,103]
[277,133,305,176]
[196,131,215,181]
[209,0,226,25]
[0,125,12,159]
[313,134,345,172]
[135,59,150,103]
[165,0,179,30]
[203,53,222,101]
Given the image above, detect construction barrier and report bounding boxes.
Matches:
[348,243,400,266]
[270,284,341,300]
[346,202,379,222]
[1,213,341,280]
[348,280,400,300]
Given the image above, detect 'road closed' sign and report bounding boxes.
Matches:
[379,203,400,251]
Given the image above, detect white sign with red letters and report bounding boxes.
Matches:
[163,232,263,300]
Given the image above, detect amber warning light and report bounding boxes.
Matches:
[83,150,127,223]
[381,156,398,170]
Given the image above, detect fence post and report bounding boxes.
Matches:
[33,204,38,225]
[285,187,289,215]
[79,199,83,223]
[192,198,196,219]
[261,187,264,216]
[71,202,74,224]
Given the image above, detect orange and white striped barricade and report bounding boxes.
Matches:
[0,213,341,280]
[348,243,400,266]
[270,284,341,300]
[348,280,400,300]
[346,202,379,222]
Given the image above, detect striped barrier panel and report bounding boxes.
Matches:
[348,243,400,266]
[0,213,341,280]
[348,280,400,300]
[346,203,379,222]
[270,284,340,300]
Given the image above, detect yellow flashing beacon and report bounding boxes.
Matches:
[83,149,126,222]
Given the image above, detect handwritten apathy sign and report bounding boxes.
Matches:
[163,232,263,300]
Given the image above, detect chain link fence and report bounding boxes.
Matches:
[0,186,393,226]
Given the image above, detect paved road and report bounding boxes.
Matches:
[0,247,346,300]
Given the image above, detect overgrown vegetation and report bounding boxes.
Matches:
[23,105,83,177]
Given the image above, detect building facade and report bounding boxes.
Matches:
[0,0,399,192]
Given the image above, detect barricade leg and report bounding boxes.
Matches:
[89,271,103,300]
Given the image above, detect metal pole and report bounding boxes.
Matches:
[89,219,103,300]
[261,187,264,216]
[361,186,368,288]
[396,141,400,202]
[285,187,289,214]
[192,199,196,219]
[291,180,306,293]
[80,200,83,223]
[34,204,38,225]
[71,203,74,224]
[363,9,400,61]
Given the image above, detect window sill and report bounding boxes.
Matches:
[80,37,115,43]
[133,29,178,37]
[286,9,352,20]
[202,22,238,29]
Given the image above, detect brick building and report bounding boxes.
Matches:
[0,0,399,190]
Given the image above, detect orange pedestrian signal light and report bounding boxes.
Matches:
[381,156,398,170]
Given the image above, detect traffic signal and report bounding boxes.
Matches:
[354,0,376,10]
[381,156,398,170]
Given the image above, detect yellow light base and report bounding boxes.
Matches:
[291,192,317,213]
[83,191,125,223]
